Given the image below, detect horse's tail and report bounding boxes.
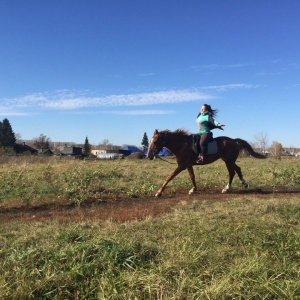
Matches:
[234,138,267,159]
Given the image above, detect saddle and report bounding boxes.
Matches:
[192,134,218,155]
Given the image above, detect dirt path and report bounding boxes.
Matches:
[1,188,299,223]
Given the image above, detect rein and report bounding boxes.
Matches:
[155,132,177,164]
[157,155,177,164]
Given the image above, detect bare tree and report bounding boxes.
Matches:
[98,139,113,150]
[270,141,283,156]
[102,139,110,145]
[254,132,269,153]
[33,134,51,150]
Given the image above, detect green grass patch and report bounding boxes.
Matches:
[1,196,300,299]
[0,155,300,298]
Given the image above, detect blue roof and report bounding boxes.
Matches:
[121,146,143,153]
[144,147,173,156]
[158,148,173,156]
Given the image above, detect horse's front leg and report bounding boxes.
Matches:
[187,166,197,195]
[155,166,185,197]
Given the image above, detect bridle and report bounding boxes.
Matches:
[154,132,177,164]
[149,130,189,165]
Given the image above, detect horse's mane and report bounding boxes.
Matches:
[161,129,190,136]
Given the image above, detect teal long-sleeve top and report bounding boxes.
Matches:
[196,112,220,134]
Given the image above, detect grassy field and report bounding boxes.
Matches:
[0,156,300,299]
[0,155,298,207]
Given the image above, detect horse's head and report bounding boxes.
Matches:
[147,129,165,160]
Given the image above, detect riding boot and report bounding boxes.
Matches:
[196,152,204,163]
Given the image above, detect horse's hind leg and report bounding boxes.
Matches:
[234,163,249,188]
[222,161,248,193]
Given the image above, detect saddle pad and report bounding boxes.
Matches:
[191,134,218,155]
[207,140,217,154]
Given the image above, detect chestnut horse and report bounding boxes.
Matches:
[147,129,266,197]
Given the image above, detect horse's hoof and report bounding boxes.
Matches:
[222,188,229,193]
[155,192,162,197]
[189,189,196,195]
[241,180,249,189]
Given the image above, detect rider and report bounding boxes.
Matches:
[196,104,225,162]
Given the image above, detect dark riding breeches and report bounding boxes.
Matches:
[199,132,212,155]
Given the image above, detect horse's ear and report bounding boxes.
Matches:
[154,129,159,134]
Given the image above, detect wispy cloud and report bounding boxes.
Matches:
[2,89,211,111]
[190,59,295,72]
[255,72,281,76]
[201,83,260,91]
[0,84,259,115]
[138,73,155,77]
[0,106,31,116]
[45,90,210,109]
[106,110,175,115]
[191,63,250,71]
[67,109,175,115]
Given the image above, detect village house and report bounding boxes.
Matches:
[58,145,83,156]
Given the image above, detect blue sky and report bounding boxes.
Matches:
[1,1,300,147]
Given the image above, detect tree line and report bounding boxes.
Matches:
[0,118,150,156]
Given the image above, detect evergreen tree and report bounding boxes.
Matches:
[83,136,91,156]
[0,118,16,148]
[141,132,149,151]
